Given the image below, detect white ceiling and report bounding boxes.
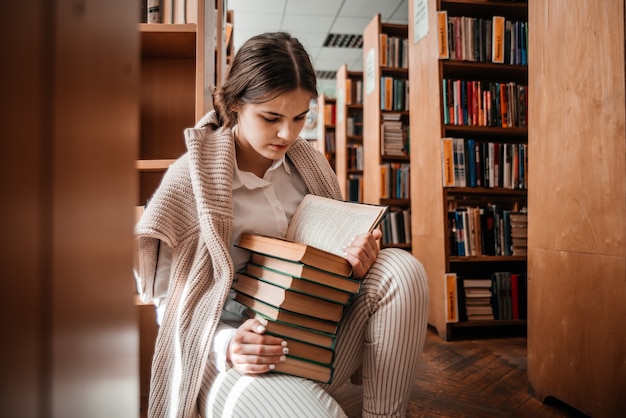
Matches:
[227,0,409,95]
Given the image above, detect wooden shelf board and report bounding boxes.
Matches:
[444,187,527,197]
[449,255,527,263]
[136,159,176,171]
[443,125,527,138]
[441,0,528,20]
[449,319,527,328]
[139,23,197,58]
[442,60,527,81]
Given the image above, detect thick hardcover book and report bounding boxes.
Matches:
[234,292,338,335]
[280,336,334,365]
[234,272,344,322]
[492,16,506,64]
[437,11,450,59]
[444,272,459,323]
[237,194,388,278]
[250,253,361,294]
[244,263,353,305]
[251,312,336,349]
[237,234,353,278]
[271,355,334,384]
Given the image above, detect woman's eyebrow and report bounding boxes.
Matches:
[262,109,310,118]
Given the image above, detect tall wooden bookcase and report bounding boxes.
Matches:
[362,14,412,250]
[408,0,528,340]
[335,64,364,201]
[527,0,626,416]
[138,0,233,206]
[316,94,337,171]
[137,1,231,412]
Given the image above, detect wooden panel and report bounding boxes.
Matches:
[413,236,448,339]
[140,59,196,160]
[408,0,447,336]
[362,14,383,204]
[528,0,626,256]
[51,0,139,416]
[528,0,626,416]
[335,65,349,199]
[527,249,626,415]
[1,0,139,417]
[1,2,47,416]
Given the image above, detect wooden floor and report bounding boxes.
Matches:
[141,325,590,417]
[403,326,589,418]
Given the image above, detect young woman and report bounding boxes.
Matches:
[135,32,429,418]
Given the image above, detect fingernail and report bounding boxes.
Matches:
[256,325,265,333]
[282,347,289,354]
[269,364,275,370]
[280,355,286,362]
[281,341,288,347]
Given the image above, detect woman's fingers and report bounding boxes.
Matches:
[343,230,381,278]
[228,319,288,374]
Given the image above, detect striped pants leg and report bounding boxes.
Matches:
[199,248,429,418]
[325,248,430,417]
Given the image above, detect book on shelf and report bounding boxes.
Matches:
[243,263,353,305]
[147,0,161,23]
[491,271,527,320]
[492,16,506,64]
[437,11,450,59]
[233,272,344,322]
[236,194,388,278]
[444,273,459,323]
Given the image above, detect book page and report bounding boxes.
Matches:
[286,195,388,256]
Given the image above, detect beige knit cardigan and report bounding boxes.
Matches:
[135,111,343,418]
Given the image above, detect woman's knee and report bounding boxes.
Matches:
[375,248,429,292]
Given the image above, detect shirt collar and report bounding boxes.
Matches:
[232,155,291,190]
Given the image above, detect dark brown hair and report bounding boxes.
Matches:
[212,32,318,128]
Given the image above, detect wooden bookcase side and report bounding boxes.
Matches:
[408,0,529,340]
[335,64,364,200]
[528,1,626,416]
[362,14,411,249]
[317,94,337,170]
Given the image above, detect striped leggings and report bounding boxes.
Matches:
[199,248,430,418]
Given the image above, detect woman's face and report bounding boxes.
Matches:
[234,88,313,162]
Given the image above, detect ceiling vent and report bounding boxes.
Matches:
[316,70,338,79]
[323,33,363,48]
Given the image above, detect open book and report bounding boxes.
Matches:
[236,194,389,278]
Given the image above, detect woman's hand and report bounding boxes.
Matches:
[343,229,382,279]
[227,318,288,374]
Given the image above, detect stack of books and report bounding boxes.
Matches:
[462,278,495,321]
[234,233,362,383]
[508,211,528,256]
[230,194,388,383]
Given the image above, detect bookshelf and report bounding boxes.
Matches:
[316,94,337,170]
[138,1,233,206]
[408,0,529,340]
[362,14,411,250]
[335,64,364,201]
[137,1,232,411]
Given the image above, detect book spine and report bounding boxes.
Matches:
[147,0,161,23]
[437,11,450,59]
[444,273,459,323]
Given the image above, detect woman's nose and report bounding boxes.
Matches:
[277,122,297,140]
